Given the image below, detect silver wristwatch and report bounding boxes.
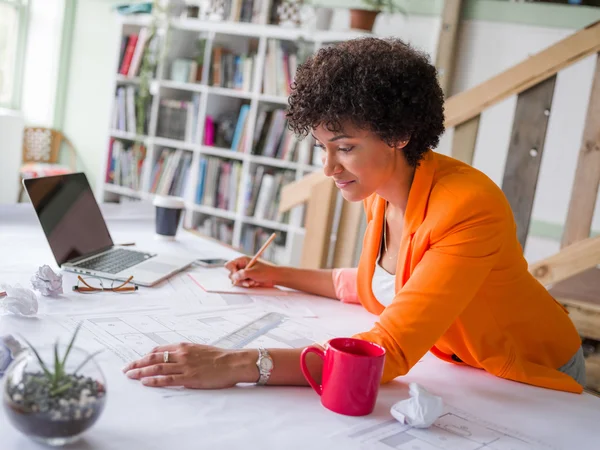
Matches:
[255,348,274,385]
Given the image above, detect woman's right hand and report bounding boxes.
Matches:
[224,256,280,288]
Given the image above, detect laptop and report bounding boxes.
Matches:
[24,173,196,286]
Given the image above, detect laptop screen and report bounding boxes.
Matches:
[24,173,114,266]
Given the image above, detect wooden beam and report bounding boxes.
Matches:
[561,53,600,248]
[445,20,600,128]
[529,235,600,286]
[550,267,600,340]
[332,200,364,268]
[451,114,480,164]
[435,0,463,96]
[501,76,556,248]
[300,177,338,269]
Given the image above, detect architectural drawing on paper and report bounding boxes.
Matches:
[57,309,332,363]
[345,406,555,450]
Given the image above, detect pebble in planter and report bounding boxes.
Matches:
[3,325,107,447]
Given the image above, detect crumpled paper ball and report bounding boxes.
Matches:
[31,265,63,296]
[390,383,444,428]
[0,335,24,377]
[0,284,38,316]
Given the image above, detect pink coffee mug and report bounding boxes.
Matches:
[300,337,385,416]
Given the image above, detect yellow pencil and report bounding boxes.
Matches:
[232,232,277,286]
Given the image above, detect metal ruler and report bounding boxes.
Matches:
[211,312,287,349]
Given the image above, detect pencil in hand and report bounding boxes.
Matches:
[232,232,277,287]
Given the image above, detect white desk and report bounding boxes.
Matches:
[1,203,599,450]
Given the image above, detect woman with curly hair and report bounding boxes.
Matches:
[124,38,585,394]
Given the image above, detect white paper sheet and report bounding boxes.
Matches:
[188,268,287,295]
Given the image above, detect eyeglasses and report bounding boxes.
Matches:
[72,275,138,294]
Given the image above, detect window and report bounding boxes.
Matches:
[0,0,26,108]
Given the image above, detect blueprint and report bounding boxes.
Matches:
[56,308,332,363]
[339,406,555,450]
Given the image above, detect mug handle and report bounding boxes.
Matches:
[300,346,325,396]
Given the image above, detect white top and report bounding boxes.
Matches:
[372,229,397,306]
[372,261,396,306]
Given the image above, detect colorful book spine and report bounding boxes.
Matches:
[119,34,139,75]
[204,116,215,146]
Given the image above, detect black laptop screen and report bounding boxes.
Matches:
[25,173,114,266]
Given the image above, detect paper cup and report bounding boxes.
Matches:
[153,196,185,240]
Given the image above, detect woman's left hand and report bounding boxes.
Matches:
[122,343,256,389]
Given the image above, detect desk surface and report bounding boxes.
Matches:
[1,203,599,450]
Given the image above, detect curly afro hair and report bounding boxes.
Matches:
[286,37,445,167]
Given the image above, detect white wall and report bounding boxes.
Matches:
[330,9,441,56]
[21,0,65,126]
[0,108,24,203]
[62,0,122,191]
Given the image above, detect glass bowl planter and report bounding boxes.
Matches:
[2,345,106,447]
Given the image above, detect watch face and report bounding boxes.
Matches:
[260,358,274,371]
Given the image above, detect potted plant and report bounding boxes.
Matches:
[2,325,106,447]
[350,0,407,32]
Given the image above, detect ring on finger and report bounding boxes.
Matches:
[163,351,170,363]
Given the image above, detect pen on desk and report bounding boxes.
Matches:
[232,232,277,286]
[117,242,136,246]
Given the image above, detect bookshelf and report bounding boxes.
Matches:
[100,12,366,266]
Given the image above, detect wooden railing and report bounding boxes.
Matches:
[279,20,600,277]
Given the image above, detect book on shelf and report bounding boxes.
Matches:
[169,37,207,84]
[204,116,215,146]
[244,167,294,222]
[252,108,298,161]
[210,46,256,91]
[241,226,287,265]
[156,94,202,143]
[196,157,242,211]
[105,139,146,190]
[170,58,201,84]
[263,39,301,97]
[118,28,160,77]
[112,86,151,135]
[212,0,275,25]
[197,217,234,245]
[207,105,250,150]
[149,148,192,197]
[230,104,250,151]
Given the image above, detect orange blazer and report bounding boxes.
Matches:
[335,150,582,393]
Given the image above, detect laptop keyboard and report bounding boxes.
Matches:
[75,248,153,274]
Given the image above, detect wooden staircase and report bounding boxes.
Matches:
[279,20,600,391]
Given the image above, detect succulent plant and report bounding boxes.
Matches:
[21,324,102,398]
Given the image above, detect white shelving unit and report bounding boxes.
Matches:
[99,13,366,265]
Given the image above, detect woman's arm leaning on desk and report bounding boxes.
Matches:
[225,256,339,300]
[122,258,355,388]
[123,345,324,389]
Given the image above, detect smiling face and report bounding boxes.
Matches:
[312,123,410,202]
